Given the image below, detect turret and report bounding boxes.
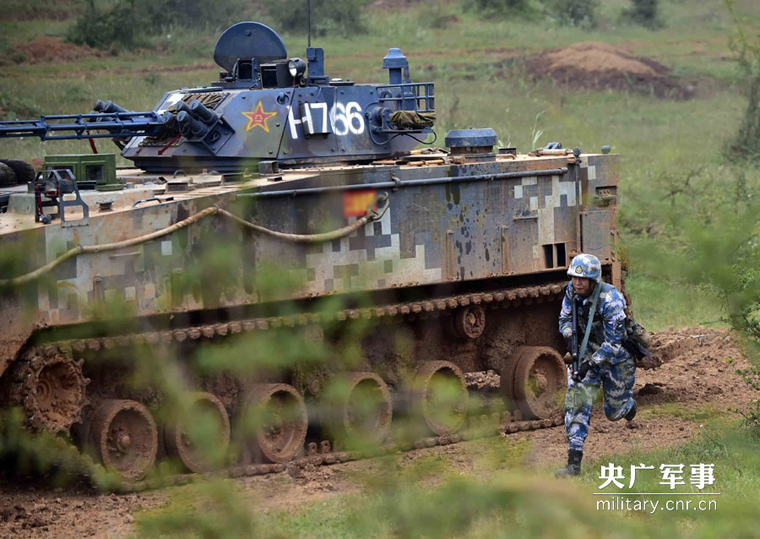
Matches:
[0,22,437,174]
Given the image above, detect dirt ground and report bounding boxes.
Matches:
[0,37,107,66]
[522,42,691,99]
[0,326,754,538]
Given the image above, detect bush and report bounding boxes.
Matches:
[726,1,760,163]
[262,0,372,37]
[736,364,760,436]
[426,0,459,30]
[622,0,660,28]
[463,0,539,20]
[545,0,598,28]
[67,0,144,50]
[67,0,249,50]
[140,0,246,33]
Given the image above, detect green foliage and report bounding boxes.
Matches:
[726,0,760,163]
[425,0,460,30]
[136,480,261,538]
[0,0,86,22]
[545,0,598,28]
[262,0,372,37]
[733,359,760,435]
[66,0,143,50]
[66,0,249,50]
[463,0,597,26]
[463,0,539,20]
[622,0,661,28]
[0,408,122,490]
[0,91,44,121]
[624,274,724,331]
[250,427,760,538]
[627,166,760,326]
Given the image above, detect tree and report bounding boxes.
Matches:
[726,0,760,162]
[622,0,660,28]
[262,0,372,37]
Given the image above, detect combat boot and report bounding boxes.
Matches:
[555,449,583,477]
[624,401,638,421]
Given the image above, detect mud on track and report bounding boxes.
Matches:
[0,326,754,538]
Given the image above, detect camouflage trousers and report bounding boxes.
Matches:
[564,357,636,452]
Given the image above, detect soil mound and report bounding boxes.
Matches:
[524,42,690,99]
[1,37,106,66]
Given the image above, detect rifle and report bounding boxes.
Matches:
[570,295,580,376]
[570,283,601,382]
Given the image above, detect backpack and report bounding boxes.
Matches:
[623,316,652,360]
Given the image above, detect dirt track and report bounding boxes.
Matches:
[0,326,754,538]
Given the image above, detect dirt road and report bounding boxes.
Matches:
[0,327,753,538]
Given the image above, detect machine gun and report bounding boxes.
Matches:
[0,106,172,142]
[0,97,235,158]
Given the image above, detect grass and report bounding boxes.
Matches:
[625,275,725,332]
[132,421,760,538]
[639,402,722,422]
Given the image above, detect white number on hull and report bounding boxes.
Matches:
[288,101,365,139]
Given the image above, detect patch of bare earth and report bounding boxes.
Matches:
[0,37,107,66]
[523,42,691,99]
[0,327,754,538]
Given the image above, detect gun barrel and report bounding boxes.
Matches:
[571,295,580,373]
[0,111,170,141]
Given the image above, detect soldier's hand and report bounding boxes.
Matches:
[573,361,592,382]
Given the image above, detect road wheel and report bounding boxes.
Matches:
[239,384,308,464]
[411,361,469,436]
[164,392,230,473]
[320,372,392,446]
[512,346,567,420]
[82,399,158,481]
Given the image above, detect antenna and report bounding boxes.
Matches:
[308,0,312,48]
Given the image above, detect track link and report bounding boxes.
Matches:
[119,415,564,492]
[59,282,566,353]
[14,281,567,491]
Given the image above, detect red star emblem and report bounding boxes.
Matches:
[242,102,278,133]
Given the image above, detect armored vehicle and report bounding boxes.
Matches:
[0,22,623,481]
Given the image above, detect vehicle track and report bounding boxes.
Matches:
[9,281,569,490]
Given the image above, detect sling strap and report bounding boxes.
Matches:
[578,282,602,362]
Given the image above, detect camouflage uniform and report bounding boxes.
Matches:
[558,281,636,452]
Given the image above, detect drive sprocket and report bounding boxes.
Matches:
[7,349,89,433]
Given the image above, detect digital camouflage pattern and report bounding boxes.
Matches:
[566,253,602,282]
[559,279,636,451]
[564,357,636,451]
[559,282,630,366]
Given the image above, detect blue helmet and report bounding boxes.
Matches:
[568,253,602,282]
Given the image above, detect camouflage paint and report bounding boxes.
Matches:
[0,152,620,376]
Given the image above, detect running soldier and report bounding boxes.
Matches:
[555,253,638,477]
